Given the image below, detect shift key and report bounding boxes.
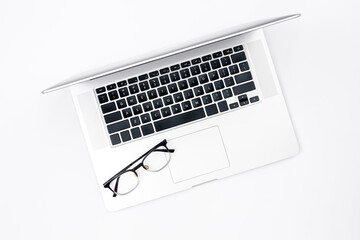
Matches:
[107,119,130,134]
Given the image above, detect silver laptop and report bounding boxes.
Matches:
[43,14,300,211]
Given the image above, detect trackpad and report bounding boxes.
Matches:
[168,126,230,183]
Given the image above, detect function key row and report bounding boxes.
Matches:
[96,45,244,95]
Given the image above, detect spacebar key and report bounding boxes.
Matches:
[154,108,206,132]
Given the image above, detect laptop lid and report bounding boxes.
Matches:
[42,14,300,94]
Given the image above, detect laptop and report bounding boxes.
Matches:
[43,14,300,211]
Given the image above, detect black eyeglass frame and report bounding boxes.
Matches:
[103,139,175,197]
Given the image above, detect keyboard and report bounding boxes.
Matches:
[95,44,260,146]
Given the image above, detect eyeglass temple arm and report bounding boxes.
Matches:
[103,154,144,188]
[153,148,175,153]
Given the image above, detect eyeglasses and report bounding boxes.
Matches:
[103,139,175,197]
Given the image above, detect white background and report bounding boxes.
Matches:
[1,0,359,239]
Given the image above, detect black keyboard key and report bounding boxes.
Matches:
[132,105,143,115]
[149,78,160,88]
[202,55,212,61]
[210,59,221,69]
[229,64,240,75]
[108,90,119,100]
[101,102,116,114]
[139,81,150,91]
[223,48,233,55]
[250,96,259,103]
[170,64,180,71]
[181,101,192,111]
[204,83,214,93]
[202,95,212,105]
[205,104,218,116]
[98,94,109,104]
[200,62,211,72]
[107,119,130,134]
[235,72,253,84]
[212,92,222,101]
[224,77,235,87]
[154,108,206,132]
[208,71,219,81]
[120,130,131,142]
[194,86,204,96]
[239,61,250,72]
[141,113,151,123]
[106,83,116,91]
[181,61,191,68]
[126,96,137,106]
[147,89,158,100]
[171,104,182,114]
[130,116,141,126]
[184,89,194,99]
[238,94,248,103]
[214,80,225,90]
[116,99,127,109]
[198,74,209,84]
[191,58,201,64]
[149,71,159,78]
[231,52,246,63]
[218,68,229,78]
[110,133,121,145]
[128,77,138,84]
[218,100,229,112]
[130,128,141,139]
[160,67,170,74]
[157,86,168,97]
[153,98,163,109]
[230,102,239,109]
[163,95,173,105]
[222,88,233,98]
[141,123,154,136]
[119,87,129,97]
[159,75,170,85]
[178,80,188,90]
[137,92,147,103]
[188,77,199,87]
[212,51,222,58]
[117,80,127,87]
[122,108,132,118]
[190,65,201,75]
[173,92,184,103]
[129,84,139,94]
[96,87,106,94]
[131,127,142,139]
[142,102,153,112]
[161,107,172,117]
[104,111,122,124]
[151,110,161,120]
[234,45,243,52]
[233,81,256,95]
[191,97,202,108]
[180,69,191,79]
[139,74,148,81]
[170,72,180,81]
[239,99,249,106]
[221,56,231,66]
[168,83,178,93]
